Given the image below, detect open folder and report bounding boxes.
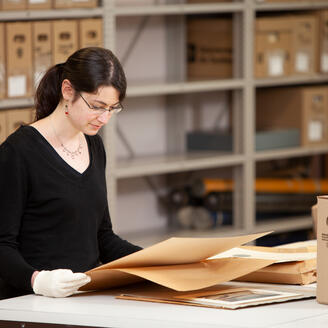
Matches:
[81,231,276,292]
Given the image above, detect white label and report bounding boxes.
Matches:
[308,121,323,141]
[321,54,328,72]
[34,70,45,89]
[0,63,4,84]
[295,51,309,73]
[268,51,284,76]
[8,75,26,97]
[28,0,47,3]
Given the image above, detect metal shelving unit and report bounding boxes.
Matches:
[255,0,328,12]
[115,153,245,179]
[114,2,245,16]
[127,79,244,97]
[0,7,102,21]
[1,0,322,244]
[103,0,322,244]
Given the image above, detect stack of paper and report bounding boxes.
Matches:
[210,245,317,285]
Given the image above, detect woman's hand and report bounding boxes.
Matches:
[32,269,91,298]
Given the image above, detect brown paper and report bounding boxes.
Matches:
[236,259,317,285]
[82,232,274,292]
[114,281,315,310]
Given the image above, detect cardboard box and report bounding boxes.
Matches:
[27,0,51,9]
[317,10,328,73]
[0,111,6,144]
[256,86,328,146]
[186,129,300,152]
[6,108,33,136]
[316,195,328,304]
[2,0,26,10]
[79,18,103,48]
[53,0,97,8]
[6,22,33,98]
[187,18,232,80]
[32,21,52,89]
[0,23,5,99]
[290,15,318,75]
[52,20,78,64]
[187,0,232,2]
[255,17,292,78]
[71,0,97,8]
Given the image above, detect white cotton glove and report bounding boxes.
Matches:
[32,269,91,298]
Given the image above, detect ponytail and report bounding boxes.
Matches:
[34,63,64,120]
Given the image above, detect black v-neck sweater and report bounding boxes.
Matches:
[0,126,141,296]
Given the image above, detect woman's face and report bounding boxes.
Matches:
[68,85,121,135]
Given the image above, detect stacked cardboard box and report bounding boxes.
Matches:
[52,20,78,64]
[255,15,318,78]
[1,0,26,10]
[256,86,328,147]
[0,23,5,99]
[317,10,328,73]
[27,0,52,10]
[187,17,233,80]
[79,18,103,48]
[0,18,103,99]
[32,21,52,88]
[6,22,33,98]
[0,108,34,144]
[53,0,97,8]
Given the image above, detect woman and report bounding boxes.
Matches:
[0,47,141,299]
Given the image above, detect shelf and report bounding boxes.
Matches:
[120,226,247,248]
[255,216,313,234]
[121,216,313,247]
[0,8,103,21]
[0,97,34,110]
[255,74,328,88]
[115,3,245,16]
[127,79,244,97]
[115,152,244,179]
[255,1,328,12]
[255,144,328,161]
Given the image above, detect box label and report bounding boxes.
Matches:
[8,75,27,97]
[308,121,323,141]
[295,51,309,73]
[268,51,284,76]
[321,54,328,72]
[29,0,47,3]
[34,70,46,89]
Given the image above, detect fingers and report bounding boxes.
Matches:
[58,275,91,290]
[33,269,92,298]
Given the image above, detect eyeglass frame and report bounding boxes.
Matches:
[78,92,123,114]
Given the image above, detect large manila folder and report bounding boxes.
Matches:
[81,231,275,292]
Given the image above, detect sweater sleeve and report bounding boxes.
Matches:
[97,205,142,264]
[0,141,36,292]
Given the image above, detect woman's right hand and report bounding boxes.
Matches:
[32,269,91,298]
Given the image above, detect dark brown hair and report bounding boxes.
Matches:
[34,47,127,120]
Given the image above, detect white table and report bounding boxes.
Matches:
[0,286,327,328]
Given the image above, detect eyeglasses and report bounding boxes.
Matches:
[79,93,123,115]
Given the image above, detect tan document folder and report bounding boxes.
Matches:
[82,231,275,292]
